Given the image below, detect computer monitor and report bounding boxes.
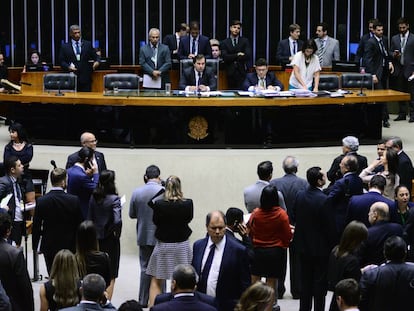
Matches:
[332,60,360,72]
[26,63,54,72]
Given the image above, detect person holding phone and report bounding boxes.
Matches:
[67,146,99,219]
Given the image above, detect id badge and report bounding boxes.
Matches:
[76,54,81,61]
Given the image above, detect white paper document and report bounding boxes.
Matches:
[143,74,161,89]
[0,193,13,210]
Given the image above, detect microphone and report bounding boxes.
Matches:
[56,80,64,96]
[358,67,366,97]
[197,71,201,98]
[50,160,57,169]
[19,81,32,86]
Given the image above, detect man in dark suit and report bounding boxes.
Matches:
[270,155,308,299]
[294,166,336,311]
[152,264,217,311]
[358,202,403,267]
[32,167,83,274]
[346,175,393,227]
[163,23,189,61]
[327,155,364,243]
[178,54,216,91]
[58,24,100,91]
[355,18,378,66]
[140,28,172,89]
[390,17,414,122]
[220,19,252,89]
[0,156,25,246]
[242,58,284,91]
[192,211,251,311]
[359,236,414,311]
[385,136,414,188]
[0,213,34,311]
[276,23,303,66]
[60,274,116,311]
[178,21,211,60]
[66,132,107,174]
[364,20,394,127]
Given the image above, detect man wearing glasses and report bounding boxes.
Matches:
[66,132,107,173]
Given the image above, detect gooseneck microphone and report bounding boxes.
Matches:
[50,160,57,169]
[358,68,366,97]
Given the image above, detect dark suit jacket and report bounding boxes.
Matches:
[327,152,368,184]
[163,34,179,60]
[355,33,372,66]
[358,220,403,266]
[359,261,414,311]
[58,39,98,90]
[276,38,303,65]
[225,229,254,264]
[0,175,16,221]
[365,36,391,87]
[59,301,116,311]
[66,150,107,174]
[152,294,217,311]
[32,189,83,254]
[397,150,414,189]
[0,240,34,311]
[192,236,251,311]
[139,43,172,88]
[178,35,212,60]
[242,71,284,91]
[88,194,122,240]
[346,191,394,227]
[154,291,217,308]
[178,67,217,91]
[390,32,414,78]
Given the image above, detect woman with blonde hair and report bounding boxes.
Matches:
[39,249,80,311]
[234,281,275,311]
[146,175,193,307]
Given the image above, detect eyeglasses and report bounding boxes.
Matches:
[84,139,98,144]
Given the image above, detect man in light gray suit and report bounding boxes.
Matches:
[243,160,286,213]
[270,156,308,299]
[315,22,340,67]
[139,28,171,89]
[129,165,164,308]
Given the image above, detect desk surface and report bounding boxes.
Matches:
[0,89,409,107]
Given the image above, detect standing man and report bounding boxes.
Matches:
[192,211,251,311]
[0,52,7,79]
[129,165,164,308]
[0,213,34,311]
[0,156,25,247]
[32,168,83,274]
[276,23,303,66]
[365,20,394,128]
[163,23,189,61]
[59,24,100,91]
[355,18,378,66]
[270,156,308,299]
[178,54,217,91]
[391,17,414,122]
[220,20,252,89]
[385,136,414,188]
[66,132,107,173]
[140,28,171,89]
[315,22,340,67]
[178,21,211,60]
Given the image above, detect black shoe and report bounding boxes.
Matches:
[394,115,406,121]
[409,118,414,123]
[272,304,281,311]
[383,120,390,128]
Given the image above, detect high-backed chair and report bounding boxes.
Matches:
[180,58,219,85]
[103,73,140,91]
[43,73,77,92]
[341,73,373,89]
[318,74,340,91]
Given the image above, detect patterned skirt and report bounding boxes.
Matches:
[146,239,192,280]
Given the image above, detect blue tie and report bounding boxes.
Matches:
[75,41,80,55]
[198,244,215,293]
[192,39,196,54]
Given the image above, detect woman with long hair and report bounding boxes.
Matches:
[359,148,399,200]
[88,170,122,299]
[327,221,368,311]
[234,281,275,311]
[75,220,111,289]
[146,175,193,307]
[247,185,292,310]
[39,249,79,311]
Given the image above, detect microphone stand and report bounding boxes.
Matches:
[358,70,366,97]
[197,72,201,98]
[56,80,64,96]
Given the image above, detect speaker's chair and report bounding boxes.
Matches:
[43,73,77,92]
[180,58,219,85]
[104,73,140,91]
[341,73,373,89]
[318,74,340,91]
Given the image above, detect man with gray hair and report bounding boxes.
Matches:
[385,136,414,188]
[327,136,368,187]
[270,156,307,299]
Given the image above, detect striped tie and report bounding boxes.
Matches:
[318,39,325,65]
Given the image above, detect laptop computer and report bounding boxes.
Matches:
[26,63,54,72]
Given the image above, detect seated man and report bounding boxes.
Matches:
[178,54,217,92]
[242,58,284,91]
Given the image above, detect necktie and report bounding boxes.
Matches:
[259,78,265,88]
[379,39,387,66]
[401,36,406,65]
[198,244,215,293]
[14,181,22,201]
[318,39,325,65]
[233,38,237,47]
[293,41,297,54]
[75,41,80,55]
[192,39,196,54]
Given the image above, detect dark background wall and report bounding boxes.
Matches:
[0,0,412,66]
